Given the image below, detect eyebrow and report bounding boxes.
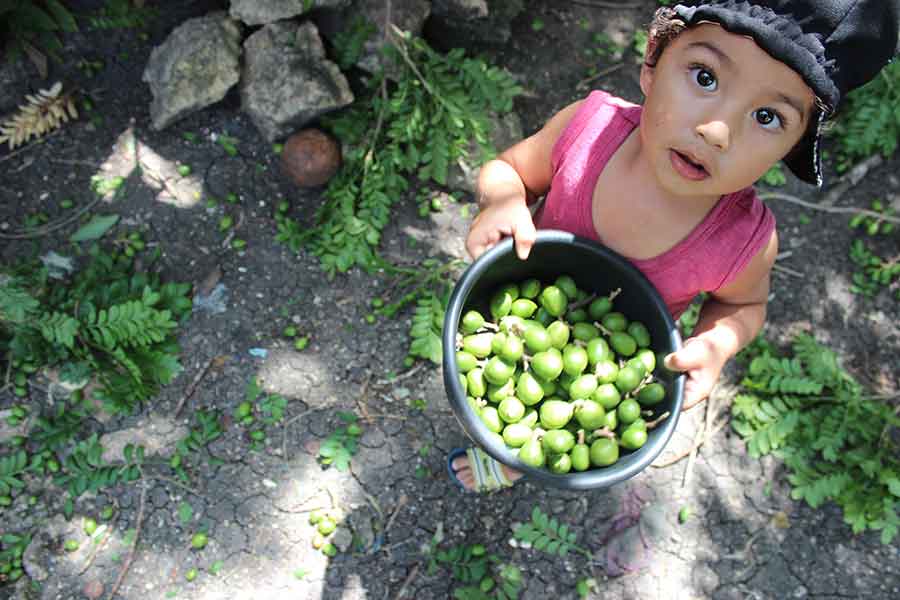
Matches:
[686,40,808,124]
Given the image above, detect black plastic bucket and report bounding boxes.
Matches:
[442,230,685,490]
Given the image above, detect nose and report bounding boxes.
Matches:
[695,120,730,152]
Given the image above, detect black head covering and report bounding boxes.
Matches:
[670,0,900,186]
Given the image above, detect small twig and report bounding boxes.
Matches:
[0,194,103,239]
[576,63,625,90]
[568,0,644,8]
[653,417,729,468]
[393,564,420,600]
[174,356,216,416]
[772,263,804,278]
[79,503,119,575]
[106,480,148,600]
[49,158,102,167]
[821,154,884,206]
[373,363,426,387]
[0,128,62,164]
[383,494,408,536]
[760,192,900,225]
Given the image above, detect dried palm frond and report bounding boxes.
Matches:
[0,82,79,150]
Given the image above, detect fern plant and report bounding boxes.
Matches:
[829,60,900,173]
[427,542,523,600]
[848,239,900,299]
[513,506,591,558]
[732,333,900,544]
[275,30,521,277]
[0,0,77,72]
[1,243,192,414]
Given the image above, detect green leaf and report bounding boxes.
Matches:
[178,501,193,524]
[70,214,119,242]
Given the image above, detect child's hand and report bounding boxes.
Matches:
[465,198,536,260]
[663,337,727,410]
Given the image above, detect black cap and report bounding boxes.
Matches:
[671,0,900,186]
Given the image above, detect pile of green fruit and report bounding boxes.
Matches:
[454,275,670,475]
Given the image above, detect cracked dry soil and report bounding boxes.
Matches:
[1,1,899,599]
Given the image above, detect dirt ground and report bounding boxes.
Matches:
[1,1,899,599]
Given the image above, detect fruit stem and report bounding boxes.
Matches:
[591,427,615,439]
[645,411,671,429]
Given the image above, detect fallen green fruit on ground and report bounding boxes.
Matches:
[191,533,208,549]
[185,568,198,581]
[83,518,97,536]
[64,540,79,552]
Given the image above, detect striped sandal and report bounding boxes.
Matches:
[447,446,515,493]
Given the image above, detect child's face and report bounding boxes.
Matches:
[638,23,815,197]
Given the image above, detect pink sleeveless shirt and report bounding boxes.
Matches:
[535,90,775,319]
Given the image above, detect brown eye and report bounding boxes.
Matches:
[753,108,783,130]
[690,67,717,90]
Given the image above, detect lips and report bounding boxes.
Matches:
[670,149,710,181]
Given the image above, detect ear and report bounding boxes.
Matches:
[639,62,655,98]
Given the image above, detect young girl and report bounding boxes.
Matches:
[449,0,900,492]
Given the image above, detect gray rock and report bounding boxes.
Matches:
[143,12,243,130]
[316,0,430,77]
[98,415,189,463]
[446,110,523,194]
[230,0,351,26]
[240,21,353,142]
[426,0,525,49]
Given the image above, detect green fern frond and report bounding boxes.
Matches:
[38,311,79,349]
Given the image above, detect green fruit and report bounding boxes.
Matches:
[562,344,588,377]
[594,359,619,384]
[617,398,641,425]
[590,438,619,466]
[283,325,298,338]
[567,308,588,323]
[83,518,98,536]
[191,532,208,549]
[347,423,362,436]
[627,322,652,348]
[322,542,338,557]
[609,332,637,357]
[480,576,495,593]
[574,399,607,429]
[317,517,337,535]
[539,399,574,429]
[466,396,482,415]
[516,372,545,406]
[294,336,310,351]
[522,323,551,353]
[498,396,526,424]
[535,375,557,397]
[462,333,494,358]
[467,368,487,398]
[250,430,265,441]
[603,410,618,430]
[534,307,553,326]
[625,357,648,379]
[483,356,515,386]
[456,351,478,373]
[585,337,611,365]
[539,285,568,317]
[470,543,486,557]
[615,365,643,394]
[479,406,504,433]
[592,383,621,410]
[499,315,525,333]
[101,506,114,520]
[620,427,647,450]
[556,373,573,399]
[547,452,572,474]
[588,296,613,320]
[178,164,192,176]
[64,540,79,552]
[491,331,508,355]
[542,429,575,454]
[547,320,570,349]
[461,310,486,334]
[186,567,198,581]
[637,383,666,406]
[518,434,545,468]
[554,275,578,299]
[487,378,516,403]
[0,496,11,507]
[531,349,564,381]
[601,312,627,332]
[511,298,538,318]
[573,321,600,342]
[498,335,524,363]
[235,401,253,419]
[569,374,598,400]
[634,348,657,374]
[503,423,533,448]
[570,444,591,471]
[520,278,541,299]
[309,509,323,524]
[490,290,513,320]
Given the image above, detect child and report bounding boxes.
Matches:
[449,0,900,492]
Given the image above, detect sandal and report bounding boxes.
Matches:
[447,446,515,493]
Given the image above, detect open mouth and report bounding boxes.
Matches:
[670,150,709,181]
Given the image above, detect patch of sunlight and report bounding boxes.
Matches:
[255,348,332,403]
[93,126,203,208]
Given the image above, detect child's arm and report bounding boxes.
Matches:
[467,100,584,260]
[663,230,778,409]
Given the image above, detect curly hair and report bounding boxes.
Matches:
[644,7,687,67]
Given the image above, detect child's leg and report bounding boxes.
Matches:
[448,448,524,491]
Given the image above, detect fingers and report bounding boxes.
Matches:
[512,218,536,260]
[663,338,711,372]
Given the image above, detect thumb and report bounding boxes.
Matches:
[512,219,536,261]
[664,339,707,372]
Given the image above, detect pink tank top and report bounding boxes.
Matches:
[535,90,775,319]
